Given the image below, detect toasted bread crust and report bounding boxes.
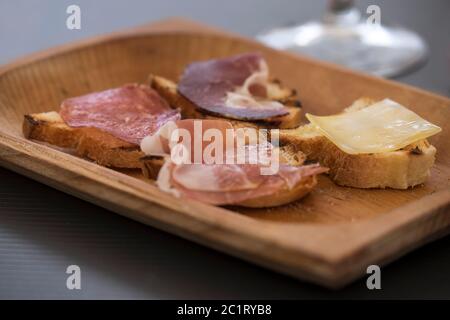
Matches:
[23,112,143,168]
[23,113,80,149]
[279,98,437,189]
[140,155,165,179]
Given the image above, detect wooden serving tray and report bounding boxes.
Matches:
[0,18,449,288]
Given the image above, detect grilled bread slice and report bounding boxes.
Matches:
[23,111,143,168]
[149,75,302,129]
[279,98,437,189]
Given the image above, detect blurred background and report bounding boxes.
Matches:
[0,0,449,95]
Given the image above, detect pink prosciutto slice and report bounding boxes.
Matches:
[168,162,326,205]
[140,119,234,162]
[177,53,290,121]
[141,119,328,206]
[60,84,180,145]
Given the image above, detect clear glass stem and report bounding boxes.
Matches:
[328,0,355,13]
[323,0,360,25]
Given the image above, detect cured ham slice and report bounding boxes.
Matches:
[169,162,326,205]
[141,119,328,206]
[172,164,260,192]
[141,119,234,162]
[60,84,180,145]
[178,53,290,121]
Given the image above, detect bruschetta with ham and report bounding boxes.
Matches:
[140,119,327,207]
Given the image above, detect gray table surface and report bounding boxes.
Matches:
[0,0,449,299]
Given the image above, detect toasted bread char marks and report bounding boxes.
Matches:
[178,52,296,121]
[279,98,437,189]
[149,75,302,129]
[60,84,180,145]
[23,111,144,168]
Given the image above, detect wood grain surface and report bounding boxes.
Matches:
[0,18,449,288]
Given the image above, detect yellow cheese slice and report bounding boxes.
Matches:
[306,99,441,154]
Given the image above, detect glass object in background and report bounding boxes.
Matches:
[257,0,427,78]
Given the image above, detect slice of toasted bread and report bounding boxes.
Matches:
[23,112,144,168]
[149,75,302,129]
[279,98,437,189]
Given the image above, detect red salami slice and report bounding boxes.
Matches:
[178,53,290,121]
[60,84,180,145]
